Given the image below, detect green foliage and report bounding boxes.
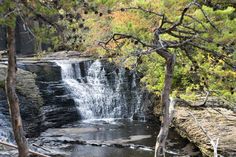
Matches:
[0,80,5,89]
[1,0,235,104]
[138,53,165,95]
[93,0,236,104]
[0,0,16,27]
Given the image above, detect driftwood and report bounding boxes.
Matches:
[0,141,50,157]
[32,143,51,153]
[188,112,219,157]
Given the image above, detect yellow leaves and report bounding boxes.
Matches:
[111,11,150,32]
[112,12,138,25]
[59,9,65,15]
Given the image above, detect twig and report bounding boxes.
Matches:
[193,2,220,32]
[4,9,17,18]
[202,91,209,106]
[185,14,207,31]
[18,13,36,39]
[0,141,50,157]
[163,2,196,33]
[113,7,163,17]
[32,143,51,153]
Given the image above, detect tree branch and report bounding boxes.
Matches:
[188,112,219,157]
[115,6,163,17]
[20,0,62,33]
[193,2,220,32]
[99,33,156,48]
[0,141,50,157]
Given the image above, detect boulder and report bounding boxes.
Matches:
[172,104,236,156]
[0,64,42,137]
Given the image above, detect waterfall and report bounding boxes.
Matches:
[55,60,143,120]
[0,104,13,142]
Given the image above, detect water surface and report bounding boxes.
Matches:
[34,119,200,157]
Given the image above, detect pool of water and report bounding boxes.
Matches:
[31,119,200,157]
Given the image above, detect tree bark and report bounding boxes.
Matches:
[154,53,176,157]
[6,25,29,157]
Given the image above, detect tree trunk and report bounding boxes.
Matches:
[6,25,29,157]
[154,54,176,157]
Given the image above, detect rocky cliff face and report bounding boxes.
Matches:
[0,62,79,138]
[18,61,79,132]
[0,64,42,137]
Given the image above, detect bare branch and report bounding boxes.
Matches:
[185,14,208,31]
[163,2,196,33]
[20,0,62,33]
[98,33,156,48]
[188,42,235,68]
[114,6,163,17]
[159,1,219,34]
[193,2,220,32]
[17,12,36,39]
[188,112,219,157]
[3,8,17,18]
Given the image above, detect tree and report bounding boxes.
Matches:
[0,0,84,156]
[0,0,235,156]
[5,14,30,157]
[96,0,235,156]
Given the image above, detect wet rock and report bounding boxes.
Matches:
[18,61,80,131]
[0,64,42,137]
[18,61,62,82]
[0,62,79,137]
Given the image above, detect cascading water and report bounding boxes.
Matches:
[55,59,144,120]
[0,104,13,142]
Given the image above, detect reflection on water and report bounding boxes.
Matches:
[35,119,200,157]
[70,145,154,157]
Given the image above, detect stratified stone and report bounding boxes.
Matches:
[18,61,80,132]
[173,106,236,157]
[0,64,42,137]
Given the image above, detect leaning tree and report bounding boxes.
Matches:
[97,0,236,156]
[0,0,87,156]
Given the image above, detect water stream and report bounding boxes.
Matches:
[55,60,143,119]
[0,99,13,142]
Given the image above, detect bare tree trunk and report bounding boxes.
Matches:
[6,26,29,157]
[155,54,176,157]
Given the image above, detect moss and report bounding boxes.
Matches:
[0,80,5,89]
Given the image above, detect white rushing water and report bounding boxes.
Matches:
[55,60,143,120]
[0,109,13,142]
